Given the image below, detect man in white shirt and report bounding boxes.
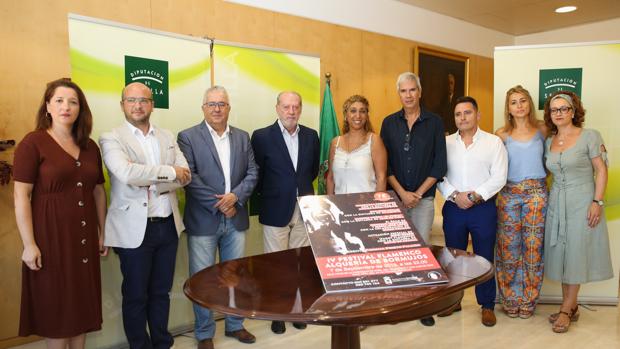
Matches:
[177,86,258,349]
[100,82,191,348]
[437,96,508,327]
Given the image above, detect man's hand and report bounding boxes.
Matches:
[222,206,237,218]
[455,191,474,210]
[215,193,238,217]
[400,191,422,209]
[173,166,191,185]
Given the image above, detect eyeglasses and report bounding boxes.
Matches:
[550,106,572,115]
[123,97,152,105]
[404,132,411,152]
[204,102,229,109]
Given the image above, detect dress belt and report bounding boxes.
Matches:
[147,214,173,223]
[548,178,592,247]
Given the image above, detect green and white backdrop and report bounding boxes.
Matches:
[68,13,320,348]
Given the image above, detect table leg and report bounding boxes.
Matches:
[331,326,360,349]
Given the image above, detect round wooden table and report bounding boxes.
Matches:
[184,245,493,349]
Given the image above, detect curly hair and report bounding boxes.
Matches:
[35,78,93,148]
[342,95,373,134]
[502,85,538,133]
[543,90,585,135]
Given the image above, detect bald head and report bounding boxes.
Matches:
[122,82,153,100]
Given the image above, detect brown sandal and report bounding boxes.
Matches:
[504,307,519,318]
[552,311,572,333]
[548,306,580,323]
[519,307,534,319]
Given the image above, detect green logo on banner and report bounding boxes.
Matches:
[125,55,169,109]
[538,68,582,109]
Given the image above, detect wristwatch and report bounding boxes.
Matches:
[467,192,481,204]
[593,199,604,206]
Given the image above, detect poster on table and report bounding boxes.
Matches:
[298,191,448,293]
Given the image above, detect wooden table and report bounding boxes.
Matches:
[184,245,493,349]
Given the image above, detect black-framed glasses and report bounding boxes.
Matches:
[550,106,572,115]
[404,132,411,152]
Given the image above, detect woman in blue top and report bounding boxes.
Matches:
[495,85,547,319]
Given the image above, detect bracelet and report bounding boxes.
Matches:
[448,191,458,202]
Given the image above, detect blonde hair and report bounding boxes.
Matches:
[502,85,538,133]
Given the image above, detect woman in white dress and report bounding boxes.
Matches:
[327,95,387,194]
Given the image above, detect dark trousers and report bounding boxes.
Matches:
[442,199,497,309]
[115,216,179,349]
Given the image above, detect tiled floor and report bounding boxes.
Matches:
[11,287,620,349]
[10,231,620,348]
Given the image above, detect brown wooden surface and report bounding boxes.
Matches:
[184,245,493,325]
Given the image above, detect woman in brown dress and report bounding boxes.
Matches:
[13,78,107,349]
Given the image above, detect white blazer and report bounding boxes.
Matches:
[99,124,189,248]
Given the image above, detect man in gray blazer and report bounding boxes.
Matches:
[100,82,191,349]
[177,86,258,349]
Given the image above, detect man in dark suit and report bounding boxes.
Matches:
[250,91,319,334]
[177,86,258,349]
[439,73,458,134]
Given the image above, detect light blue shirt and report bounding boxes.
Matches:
[505,131,546,182]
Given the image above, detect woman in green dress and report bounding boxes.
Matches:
[543,90,613,333]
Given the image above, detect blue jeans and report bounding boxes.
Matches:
[115,216,178,349]
[188,216,246,341]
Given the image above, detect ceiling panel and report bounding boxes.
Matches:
[396,0,620,35]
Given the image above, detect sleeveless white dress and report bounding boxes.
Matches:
[332,134,376,194]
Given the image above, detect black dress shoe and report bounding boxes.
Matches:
[420,316,435,326]
[292,322,307,330]
[271,320,286,334]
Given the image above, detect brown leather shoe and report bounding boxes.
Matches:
[437,303,462,317]
[481,308,496,327]
[197,338,214,349]
[225,328,256,344]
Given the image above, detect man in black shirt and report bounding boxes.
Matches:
[380,72,447,326]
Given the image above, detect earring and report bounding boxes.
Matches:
[46,112,51,119]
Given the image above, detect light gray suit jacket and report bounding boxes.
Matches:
[100,123,189,248]
[177,122,258,236]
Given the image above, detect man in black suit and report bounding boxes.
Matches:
[440,73,458,134]
[251,91,319,335]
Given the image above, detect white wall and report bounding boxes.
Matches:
[515,18,620,45]
[226,0,513,58]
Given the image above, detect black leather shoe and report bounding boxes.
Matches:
[271,320,286,334]
[420,316,435,326]
[292,322,307,330]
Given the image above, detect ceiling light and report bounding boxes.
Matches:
[555,6,577,13]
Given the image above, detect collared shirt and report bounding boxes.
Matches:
[206,121,232,193]
[380,108,447,197]
[277,119,300,171]
[125,121,174,217]
[438,128,508,201]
